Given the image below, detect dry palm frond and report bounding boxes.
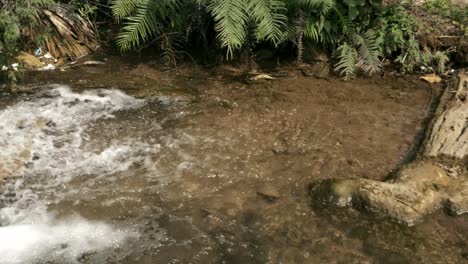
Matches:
[38,4,99,59]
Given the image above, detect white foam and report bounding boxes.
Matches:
[0,215,136,264]
[0,86,151,263]
[0,86,147,179]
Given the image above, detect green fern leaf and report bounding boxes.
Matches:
[208,0,249,59]
[297,0,335,14]
[352,30,382,75]
[115,0,159,52]
[112,0,148,22]
[334,42,357,79]
[249,0,287,44]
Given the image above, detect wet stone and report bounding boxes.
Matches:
[272,141,288,155]
[257,183,280,201]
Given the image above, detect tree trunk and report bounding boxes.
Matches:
[311,70,468,225]
[296,12,304,65]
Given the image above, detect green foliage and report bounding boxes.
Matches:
[207,0,249,58]
[250,0,287,44]
[112,0,148,22]
[0,0,57,82]
[284,0,382,77]
[375,4,451,74]
[105,0,453,76]
[114,0,160,51]
[374,5,425,73]
[332,0,383,77]
[285,0,337,44]
[375,6,419,57]
[334,42,357,77]
[424,0,468,36]
[397,46,449,75]
[394,35,422,73]
[110,0,385,76]
[67,0,99,21]
[431,50,449,74]
[351,29,381,75]
[333,27,382,79]
[208,0,287,58]
[112,0,288,60]
[111,0,193,65]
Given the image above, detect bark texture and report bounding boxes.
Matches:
[425,70,468,160]
[295,12,304,65]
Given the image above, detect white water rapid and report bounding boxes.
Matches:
[0,86,154,263]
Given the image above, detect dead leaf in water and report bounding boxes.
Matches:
[250,74,276,81]
[420,74,442,83]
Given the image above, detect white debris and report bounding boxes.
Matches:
[43,52,53,59]
[39,63,56,71]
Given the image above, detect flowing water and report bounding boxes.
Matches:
[0,84,466,264]
[0,85,251,263]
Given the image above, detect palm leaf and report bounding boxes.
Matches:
[249,0,287,44]
[208,0,249,58]
[115,0,159,52]
[112,0,148,22]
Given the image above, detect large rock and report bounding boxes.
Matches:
[310,161,468,225]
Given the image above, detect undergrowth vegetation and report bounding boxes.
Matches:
[424,0,468,28]
[110,0,464,77]
[0,0,57,81]
[110,0,386,77]
[1,0,466,81]
[375,5,450,74]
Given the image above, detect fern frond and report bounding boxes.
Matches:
[115,0,158,52]
[249,0,287,44]
[352,30,382,75]
[208,0,249,59]
[297,0,335,14]
[334,43,357,79]
[111,0,148,22]
[303,15,324,42]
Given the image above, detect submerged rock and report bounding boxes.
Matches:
[257,183,280,201]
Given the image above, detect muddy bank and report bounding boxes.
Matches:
[1,59,467,263]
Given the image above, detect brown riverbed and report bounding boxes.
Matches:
[2,56,467,263]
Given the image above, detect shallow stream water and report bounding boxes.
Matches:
[0,82,466,263]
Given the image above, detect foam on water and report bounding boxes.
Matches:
[0,86,147,179]
[0,86,153,263]
[0,215,136,264]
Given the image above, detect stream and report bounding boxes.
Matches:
[0,79,466,263]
